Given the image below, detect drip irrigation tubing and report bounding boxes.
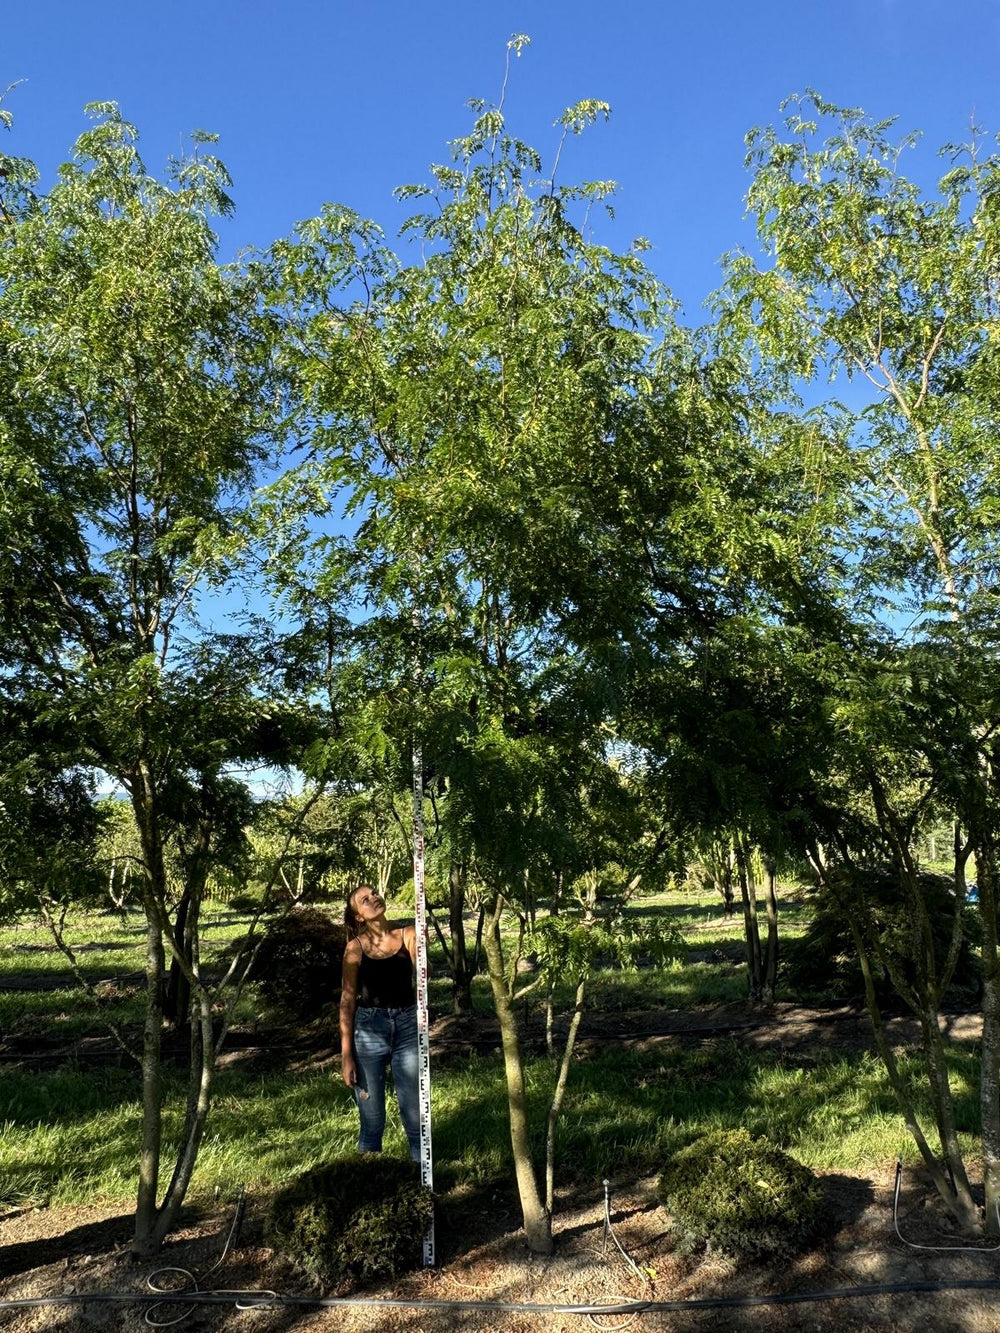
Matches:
[5,1279,1000,1318]
[893,1159,1000,1253]
[6,1175,1000,1323]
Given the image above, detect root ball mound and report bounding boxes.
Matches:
[656,1128,821,1260]
[266,1155,433,1288]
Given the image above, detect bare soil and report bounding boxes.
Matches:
[0,1001,984,1075]
[2,1164,1000,1333]
[429,1001,984,1062]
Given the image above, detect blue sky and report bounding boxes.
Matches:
[5,1,1000,321]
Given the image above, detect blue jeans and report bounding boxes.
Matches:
[352,1005,421,1161]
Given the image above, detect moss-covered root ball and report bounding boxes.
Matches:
[267,1154,433,1288]
[656,1129,821,1260]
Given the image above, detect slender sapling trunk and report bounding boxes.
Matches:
[481,897,553,1255]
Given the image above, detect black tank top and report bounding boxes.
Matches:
[357,940,415,1008]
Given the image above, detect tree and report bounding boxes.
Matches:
[0,103,305,1254]
[631,612,837,1004]
[0,754,105,923]
[720,91,1000,1231]
[266,42,694,1251]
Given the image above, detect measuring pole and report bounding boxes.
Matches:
[411,740,435,1266]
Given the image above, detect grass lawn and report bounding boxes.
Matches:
[0,889,975,1212]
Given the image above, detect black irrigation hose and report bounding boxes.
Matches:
[5,1279,1000,1318]
[893,1160,1000,1254]
[7,1177,1000,1323]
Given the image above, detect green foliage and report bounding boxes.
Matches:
[266,1155,433,1288]
[529,909,685,984]
[244,905,347,1022]
[656,1129,822,1259]
[0,98,290,804]
[785,868,979,1006]
[265,73,680,901]
[0,762,105,922]
[0,97,313,1250]
[714,89,1000,1221]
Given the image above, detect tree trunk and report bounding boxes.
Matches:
[716,858,735,918]
[448,860,473,1017]
[149,904,216,1249]
[917,1006,977,1222]
[132,756,171,1257]
[162,888,193,1032]
[978,844,1000,1234]
[735,836,763,1003]
[762,859,779,1005]
[878,817,979,1228]
[545,978,585,1214]
[847,913,976,1223]
[826,843,980,1233]
[134,904,165,1256]
[130,764,222,1255]
[481,897,552,1255]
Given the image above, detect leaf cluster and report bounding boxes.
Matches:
[529,909,685,986]
[235,905,347,1022]
[786,866,979,1005]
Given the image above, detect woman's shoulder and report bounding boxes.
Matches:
[343,936,363,962]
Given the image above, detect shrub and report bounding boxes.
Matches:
[243,906,347,1022]
[656,1129,821,1260]
[784,867,980,1008]
[266,1155,433,1287]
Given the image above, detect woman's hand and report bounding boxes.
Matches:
[341,1051,357,1088]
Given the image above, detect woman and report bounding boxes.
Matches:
[339,884,421,1161]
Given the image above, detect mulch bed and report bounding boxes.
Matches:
[2,1166,1000,1333]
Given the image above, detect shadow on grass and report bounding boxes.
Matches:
[1,956,143,997]
[630,901,729,924]
[0,1011,982,1247]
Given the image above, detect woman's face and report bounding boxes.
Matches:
[350,885,384,927]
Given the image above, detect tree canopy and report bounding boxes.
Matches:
[6,73,1000,1246]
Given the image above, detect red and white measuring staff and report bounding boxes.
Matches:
[411,742,435,1266]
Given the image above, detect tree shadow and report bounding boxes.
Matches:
[1,950,141,992]
[0,1211,132,1279]
[630,902,728,924]
[817,1170,877,1235]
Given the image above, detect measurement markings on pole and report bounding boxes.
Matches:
[412,742,435,1267]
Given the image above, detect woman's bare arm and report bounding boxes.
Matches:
[404,923,418,969]
[340,938,362,1087]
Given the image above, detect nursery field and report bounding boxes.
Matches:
[0,891,994,1333]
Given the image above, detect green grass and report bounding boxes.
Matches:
[0,910,267,1037]
[0,888,978,1214]
[0,889,803,1033]
[529,887,813,1013]
[0,1040,980,1209]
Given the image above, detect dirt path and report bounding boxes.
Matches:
[429,1001,982,1063]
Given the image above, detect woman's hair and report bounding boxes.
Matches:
[343,884,370,937]
[343,890,360,936]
